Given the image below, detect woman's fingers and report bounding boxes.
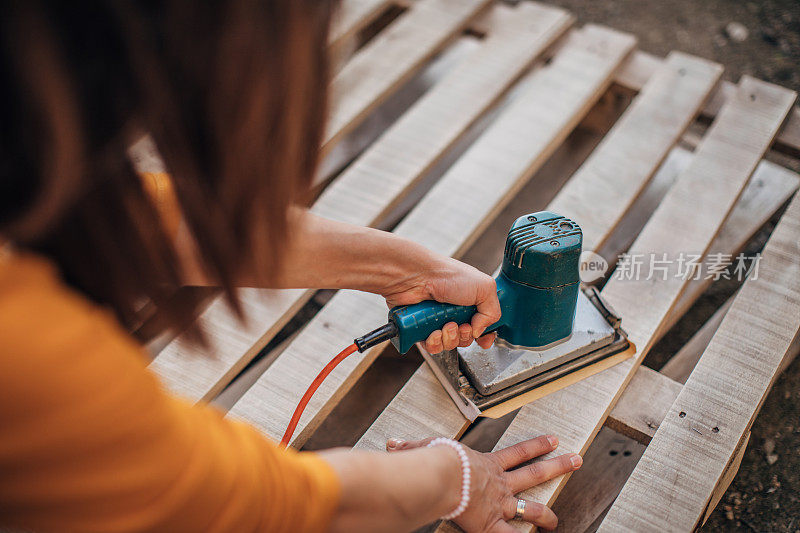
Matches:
[424,322,461,353]
[441,322,459,351]
[457,323,473,348]
[385,437,435,452]
[488,521,518,533]
[503,497,558,530]
[470,277,501,338]
[504,453,582,494]
[424,329,444,353]
[476,331,497,349]
[492,435,559,470]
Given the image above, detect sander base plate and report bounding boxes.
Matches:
[420,287,629,420]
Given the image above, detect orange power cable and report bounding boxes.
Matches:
[279,343,359,448]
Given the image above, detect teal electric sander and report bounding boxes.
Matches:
[354,211,629,420]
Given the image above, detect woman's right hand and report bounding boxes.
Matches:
[387,435,581,532]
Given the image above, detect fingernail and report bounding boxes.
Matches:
[570,454,583,469]
[547,435,558,448]
[387,438,405,449]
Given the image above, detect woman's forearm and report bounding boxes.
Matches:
[181,207,442,292]
[319,446,462,532]
[268,208,442,294]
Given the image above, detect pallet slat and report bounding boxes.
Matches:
[549,51,723,253]
[605,366,681,445]
[602,191,800,532]
[329,0,394,50]
[315,2,573,224]
[491,76,796,531]
[230,24,634,446]
[662,155,800,337]
[324,0,492,151]
[614,51,800,156]
[149,1,572,403]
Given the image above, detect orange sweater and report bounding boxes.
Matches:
[0,248,340,532]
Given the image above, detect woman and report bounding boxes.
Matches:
[0,1,582,532]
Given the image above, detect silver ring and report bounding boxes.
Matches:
[514,498,526,520]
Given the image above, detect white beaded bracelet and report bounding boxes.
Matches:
[427,437,471,520]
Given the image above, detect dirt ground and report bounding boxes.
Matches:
[537,1,800,530]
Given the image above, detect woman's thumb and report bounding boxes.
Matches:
[471,281,501,338]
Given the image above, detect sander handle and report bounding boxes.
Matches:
[388,296,505,354]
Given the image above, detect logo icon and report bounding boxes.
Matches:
[580,250,608,283]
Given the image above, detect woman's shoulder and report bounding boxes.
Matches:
[0,246,147,364]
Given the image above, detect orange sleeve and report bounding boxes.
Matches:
[0,253,340,533]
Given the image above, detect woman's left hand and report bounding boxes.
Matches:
[386,435,581,531]
[379,255,501,354]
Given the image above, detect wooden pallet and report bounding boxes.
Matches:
[140,1,800,530]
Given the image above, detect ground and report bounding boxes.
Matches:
[536,1,800,530]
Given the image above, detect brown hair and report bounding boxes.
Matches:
[0,1,335,333]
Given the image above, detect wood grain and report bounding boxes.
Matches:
[231,24,633,446]
[660,156,800,337]
[329,0,393,51]
[148,2,572,402]
[661,296,734,384]
[604,366,681,445]
[355,25,637,452]
[601,191,800,532]
[550,428,646,533]
[614,51,800,156]
[492,76,795,532]
[315,2,573,225]
[548,51,722,253]
[324,0,492,152]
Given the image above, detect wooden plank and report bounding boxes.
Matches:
[598,149,798,342]
[149,287,311,402]
[314,2,574,225]
[352,25,636,451]
[595,151,797,335]
[492,77,796,531]
[601,191,800,532]
[661,296,734,384]
[323,0,492,152]
[614,51,800,157]
[703,431,750,525]
[149,2,573,403]
[231,25,635,446]
[549,51,723,253]
[605,367,681,445]
[329,0,394,50]
[551,428,645,533]
[660,157,800,337]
